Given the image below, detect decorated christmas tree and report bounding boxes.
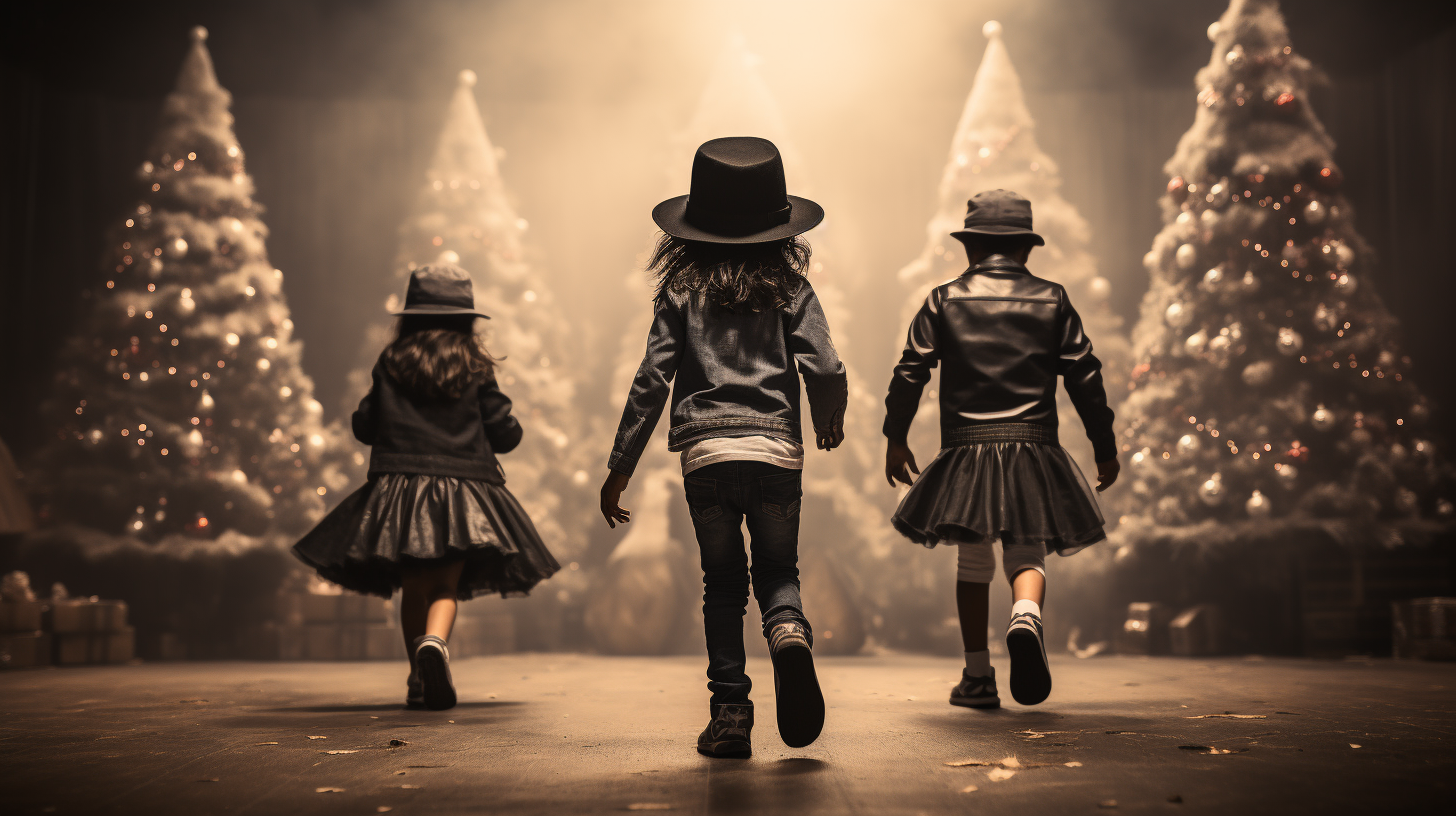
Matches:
[343,69,589,566]
[1115,0,1451,548]
[898,20,1131,480]
[32,27,356,544]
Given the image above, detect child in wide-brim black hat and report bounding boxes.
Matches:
[294,264,559,711]
[601,137,847,758]
[884,189,1120,712]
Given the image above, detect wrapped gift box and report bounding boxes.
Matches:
[0,632,51,668]
[49,599,129,634]
[1169,604,1224,656]
[1393,597,1456,660]
[0,600,45,632]
[1118,602,1172,655]
[54,627,134,665]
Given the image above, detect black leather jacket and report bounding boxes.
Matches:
[353,360,522,484]
[609,280,848,476]
[884,255,1117,462]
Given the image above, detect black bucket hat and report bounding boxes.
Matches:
[950,189,1045,246]
[652,136,824,244]
[392,264,490,319]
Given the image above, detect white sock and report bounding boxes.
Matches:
[1011,599,1042,619]
[964,649,991,676]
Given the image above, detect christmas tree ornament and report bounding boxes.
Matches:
[1225,45,1246,68]
[1334,242,1355,266]
[1313,303,1338,331]
[1275,327,1303,355]
[1176,243,1198,269]
[1334,272,1357,294]
[1311,404,1334,429]
[1201,267,1224,291]
[1394,487,1420,516]
[1185,328,1210,354]
[1304,199,1327,224]
[1088,276,1112,300]
[1241,360,1275,386]
[1276,464,1299,486]
[1177,434,1201,454]
[1167,176,1189,203]
[1199,474,1226,506]
[1239,269,1261,294]
[1245,489,1272,517]
[1206,333,1233,366]
[1164,301,1193,328]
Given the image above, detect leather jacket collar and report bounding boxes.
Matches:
[966,254,1030,275]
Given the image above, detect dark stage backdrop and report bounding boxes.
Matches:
[1,1,1453,465]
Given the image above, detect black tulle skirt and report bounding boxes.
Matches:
[293,473,560,599]
[892,442,1106,555]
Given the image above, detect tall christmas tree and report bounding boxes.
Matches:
[343,70,589,565]
[898,20,1131,481]
[33,27,356,544]
[1115,0,1451,548]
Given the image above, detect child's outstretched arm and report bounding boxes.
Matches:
[884,291,941,486]
[1055,289,1119,491]
[787,282,848,450]
[601,295,686,527]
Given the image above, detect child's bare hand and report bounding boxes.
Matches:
[816,421,844,451]
[600,470,632,528]
[1095,457,1120,492]
[885,441,919,486]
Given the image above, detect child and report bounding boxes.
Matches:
[884,189,1119,709]
[600,137,847,757]
[294,264,559,710]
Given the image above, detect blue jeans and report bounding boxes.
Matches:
[684,461,811,705]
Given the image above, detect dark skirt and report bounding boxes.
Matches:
[293,473,560,600]
[891,442,1106,555]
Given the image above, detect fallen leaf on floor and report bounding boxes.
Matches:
[1098,800,1118,809]
[987,768,1017,782]
[1023,733,1046,739]
[1000,757,1022,769]
[307,736,327,740]
[399,784,421,790]
[1105,731,1136,735]
[906,696,918,701]
[1275,711,1300,715]
[1168,794,1184,804]
[447,720,455,724]
[1185,714,1266,719]
[487,693,498,699]
[960,784,979,793]
[370,716,379,720]
[314,787,345,793]
[395,771,407,776]
[388,739,409,747]
[1177,745,1245,755]
[944,759,991,767]
[253,742,279,746]
[626,804,673,811]
[377,808,392,814]
[1349,744,1361,749]
[1065,762,1083,768]
[324,750,359,755]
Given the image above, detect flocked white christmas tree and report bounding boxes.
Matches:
[34,27,356,544]
[1114,0,1451,548]
[344,70,590,565]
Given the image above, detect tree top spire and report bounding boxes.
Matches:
[459,69,477,88]
[982,20,1002,39]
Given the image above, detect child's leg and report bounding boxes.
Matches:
[955,540,996,654]
[1011,566,1045,608]
[685,472,752,707]
[1003,544,1050,705]
[400,559,466,648]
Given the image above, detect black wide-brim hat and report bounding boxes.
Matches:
[392,264,490,318]
[652,136,824,244]
[950,188,1045,246]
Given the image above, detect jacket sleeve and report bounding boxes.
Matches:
[478,376,524,454]
[786,283,848,433]
[883,290,940,445]
[608,294,685,476]
[350,364,381,445]
[1056,288,1118,462]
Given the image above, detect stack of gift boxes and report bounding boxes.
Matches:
[0,585,135,668]
[244,590,401,661]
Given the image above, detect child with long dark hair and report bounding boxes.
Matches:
[885,190,1119,710]
[601,137,847,757]
[295,264,559,710]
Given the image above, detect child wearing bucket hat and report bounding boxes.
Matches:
[601,137,848,757]
[884,189,1119,710]
[294,264,559,710]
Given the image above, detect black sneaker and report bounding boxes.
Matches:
[949,667,1001,709]
[697,702,753,758]
[413,635,457,710]
[1006,612,1051,705]
[405,670,426,709]
[767,621,824,748]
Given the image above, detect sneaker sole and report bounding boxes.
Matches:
[771,643,824,748]
[696,739,751,758]
[1006,628,1051,706]
[416,645,457,711]
[949,695,1001,709]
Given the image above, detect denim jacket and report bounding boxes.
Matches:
[609,280,848,476]
[353,361,522,484]
[885,255,1117,462]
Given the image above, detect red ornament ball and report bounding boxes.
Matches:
[1167,175,1188,204]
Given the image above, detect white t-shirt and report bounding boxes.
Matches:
[680,435,805,476]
